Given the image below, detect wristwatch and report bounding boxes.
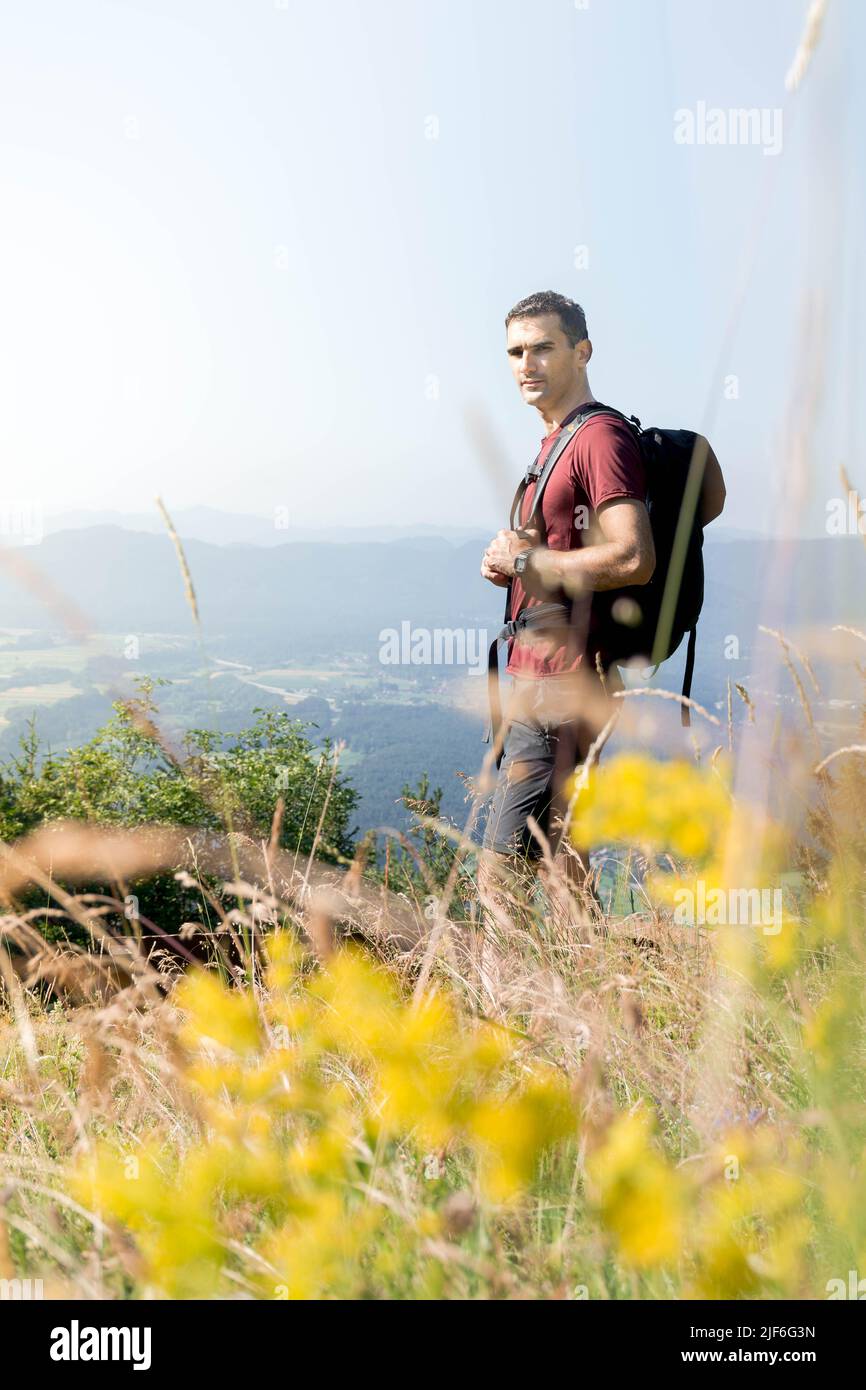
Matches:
[513,547,538,579]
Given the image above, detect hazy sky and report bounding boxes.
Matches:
[0,0,861,535]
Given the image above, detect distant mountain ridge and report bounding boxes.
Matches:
[33,505,780,549]
[0,525,860,655]
[37,507,492,548]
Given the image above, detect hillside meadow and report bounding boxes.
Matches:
[0,618,864,1299]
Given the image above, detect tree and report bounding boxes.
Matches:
[0,682,358,951]
[382,773,472,922]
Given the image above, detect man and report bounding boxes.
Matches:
[478,291,655,894]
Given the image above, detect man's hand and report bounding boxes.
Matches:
[480,557,510,587]
[481,528,540,584]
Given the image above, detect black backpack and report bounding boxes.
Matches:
[486,403,715,762]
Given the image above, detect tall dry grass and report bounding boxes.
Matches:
[0,629,863,1300]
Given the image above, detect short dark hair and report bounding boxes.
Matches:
[505,291,588,348]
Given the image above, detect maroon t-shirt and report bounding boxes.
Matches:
[506,403,646,678]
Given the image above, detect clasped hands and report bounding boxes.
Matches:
[480,527,541,587]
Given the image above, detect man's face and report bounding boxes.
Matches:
[506,312,589,408]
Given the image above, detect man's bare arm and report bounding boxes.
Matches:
[511,498,655,597]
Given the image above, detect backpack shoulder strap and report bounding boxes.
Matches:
[680,624,697,727]
[518,404,634,532]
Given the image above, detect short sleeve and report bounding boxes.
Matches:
[571,416,646,511]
